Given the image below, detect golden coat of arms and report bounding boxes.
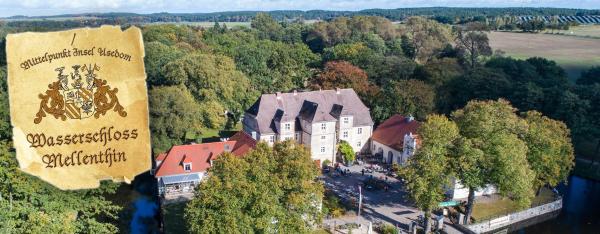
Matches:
[34,64,127,124]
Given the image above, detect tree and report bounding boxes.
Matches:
[388,79,435,119]
[311,61,377,99]
[208,35,319,93]
[149,86,205,153]
[522,111,574,192]
[251,13,284,41]
[455,24,492,69]
[451,99,535,223]
[402,17,452,63]
[577,66,600,85]
[185,141,323,233]
[401,115,459,233]
[162,52,252,115]
[0,68,10,138]
[0,141,121,233]
[339,140,355,164]
[144,41,185,86]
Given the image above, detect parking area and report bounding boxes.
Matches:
[321,161,463,233]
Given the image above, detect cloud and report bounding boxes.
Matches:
[0,0,597,17]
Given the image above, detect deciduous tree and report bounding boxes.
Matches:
[401,115,458,233]
[311,61,376,99]
[522,111,574,191]
[185,141,323,233]
[402,17,452,63]
[451,99,534,223]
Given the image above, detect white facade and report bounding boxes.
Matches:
[242,89,374,166]
[447,178,497,200]
[249,118,372,165]
[372,140,404,164]
[373,132,418,165]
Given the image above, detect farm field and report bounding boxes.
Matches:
[488,31,600,80]
[543,25,600,38]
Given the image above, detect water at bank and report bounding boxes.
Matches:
[513,175,600,233]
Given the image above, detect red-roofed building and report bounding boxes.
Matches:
[154,131,256,200]
[371,114,421,165]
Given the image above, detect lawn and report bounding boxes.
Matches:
[543,25,600,38]
[470,187,556,222]
[487,31,600,80]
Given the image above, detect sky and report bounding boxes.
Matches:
[0,0,598,17]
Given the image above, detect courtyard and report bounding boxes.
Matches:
[321,161,462,233]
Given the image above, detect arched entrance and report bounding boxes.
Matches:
[387,151,393,164]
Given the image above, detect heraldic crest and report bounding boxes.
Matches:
[34,64,127,124]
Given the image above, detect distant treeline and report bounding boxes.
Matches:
[4,7,600,25]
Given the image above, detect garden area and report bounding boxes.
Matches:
[469,187,558,222]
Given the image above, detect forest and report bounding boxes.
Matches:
[0,12,599,232]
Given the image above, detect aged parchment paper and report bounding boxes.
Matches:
[6,26,151,190]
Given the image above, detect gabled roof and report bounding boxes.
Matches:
[243,89,373,134]
[154,131,256,177]
[372,114,421,151]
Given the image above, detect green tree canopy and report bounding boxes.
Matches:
[251,13,284,41]
[149,86,205,153]
[185,141,323,233]
[338,140,356,163]
[401,114,458,233]
[0,141,121,233]
[401,16,452,63]
[451,99,534,223]
[162,52,253,117]
[522,111,574,190]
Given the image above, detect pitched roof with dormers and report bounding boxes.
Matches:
[243,89,373,134]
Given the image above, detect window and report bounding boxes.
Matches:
[184,163,191,172]
[284,123,291,131]
[284,136,292,141]
[343,131,348,138]
[357,141,361,147]
[321,135,326,140]
[343,117,349,124]
[357,128,362,134]
[321,123,326,131]
[320,146,326,153]
[269,135,275,143]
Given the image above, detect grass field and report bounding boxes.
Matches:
[488,31,600,80]
[543,25,600,38]
[471,187,556,222]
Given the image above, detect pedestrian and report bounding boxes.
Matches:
[361,169,365,176]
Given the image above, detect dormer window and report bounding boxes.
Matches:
[224,144,231,152]
[183,163,192,172]
[284,123,291,131]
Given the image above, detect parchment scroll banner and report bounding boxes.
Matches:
[6,26,151,190]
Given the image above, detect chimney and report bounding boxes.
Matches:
[293,90,297,96]
[251,131,257,139]
[276,92,282,100]
[336,88,340,94]
[407,115,414,122]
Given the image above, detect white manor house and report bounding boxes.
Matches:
[242,88,374,165]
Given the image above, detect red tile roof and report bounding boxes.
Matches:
[372,114,420,151]
[154,131,256,177]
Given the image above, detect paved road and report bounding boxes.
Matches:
[322,164,463,234]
